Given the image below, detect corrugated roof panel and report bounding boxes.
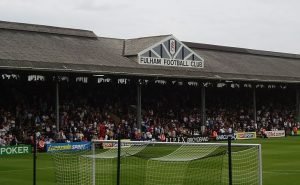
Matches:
[0,21,300,83]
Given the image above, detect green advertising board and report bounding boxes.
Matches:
[0,145,32,156]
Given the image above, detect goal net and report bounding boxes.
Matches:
[51,140,262,185]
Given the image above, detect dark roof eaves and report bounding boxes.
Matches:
[1,59,300,83]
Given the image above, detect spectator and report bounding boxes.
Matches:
[0,80,297,145]
[56,130,66,143]
[0,136,6,146]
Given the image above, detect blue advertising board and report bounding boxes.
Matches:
[46,141,91,152]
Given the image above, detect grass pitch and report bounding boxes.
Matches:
[0,136,299,185]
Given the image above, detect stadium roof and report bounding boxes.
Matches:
[0,20,300,83]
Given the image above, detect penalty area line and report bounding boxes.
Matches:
[263,170,300,175]
[0,167,54,173]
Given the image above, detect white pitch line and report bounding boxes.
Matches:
[2,167,299,175]
[0,167,54,173]
[264,170,300,175]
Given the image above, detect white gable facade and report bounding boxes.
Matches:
[138,35,204,69]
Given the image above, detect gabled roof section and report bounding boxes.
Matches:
[185,42,300,59]
[1,20,300,83]
[0,20,97,38]
[0,22,134,70]
[124,35,171,56]
[138,35,204,62]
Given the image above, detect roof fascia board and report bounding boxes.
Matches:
[1,64,300,83]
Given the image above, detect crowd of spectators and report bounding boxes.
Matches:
[0,81,299,148]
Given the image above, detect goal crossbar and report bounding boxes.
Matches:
[92,139,261,147]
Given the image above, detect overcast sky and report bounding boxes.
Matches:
[0,0,299,54]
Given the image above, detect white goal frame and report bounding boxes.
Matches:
[91,140,262,185]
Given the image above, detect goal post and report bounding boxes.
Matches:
[51,140,262,185]
[259,143,263,185]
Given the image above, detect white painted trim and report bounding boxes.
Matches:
[137,35,204,63]
[138,35,174,57]
[150,49,161,58]
[173,45,184,59]
[184,53,194,60]
[161,43,172,59]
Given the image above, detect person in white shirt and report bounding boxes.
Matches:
[0,136,6,146]
[228,127,233,134]
[220,128,225,135]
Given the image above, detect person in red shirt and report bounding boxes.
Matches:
[160,133,166,141]
[98,122,106,140]
[293,126,298,136]
[38,137,45,152]
[261,128,267,138]
[212,130,218,138]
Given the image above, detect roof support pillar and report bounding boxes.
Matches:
[252,84,257,129]
[201,83,206,133]
[56,81,60,131]
[137,82,142,131]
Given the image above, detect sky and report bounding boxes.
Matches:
[0,0,299,54]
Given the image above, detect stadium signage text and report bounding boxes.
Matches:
[139,57,203,68]
[216,134,237,141]
[236,132,257,140]
[102,140,132,149]
[165,136,209,143]
[46,142,91,152]
[0,145,31,156]
[265,130,285,138]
